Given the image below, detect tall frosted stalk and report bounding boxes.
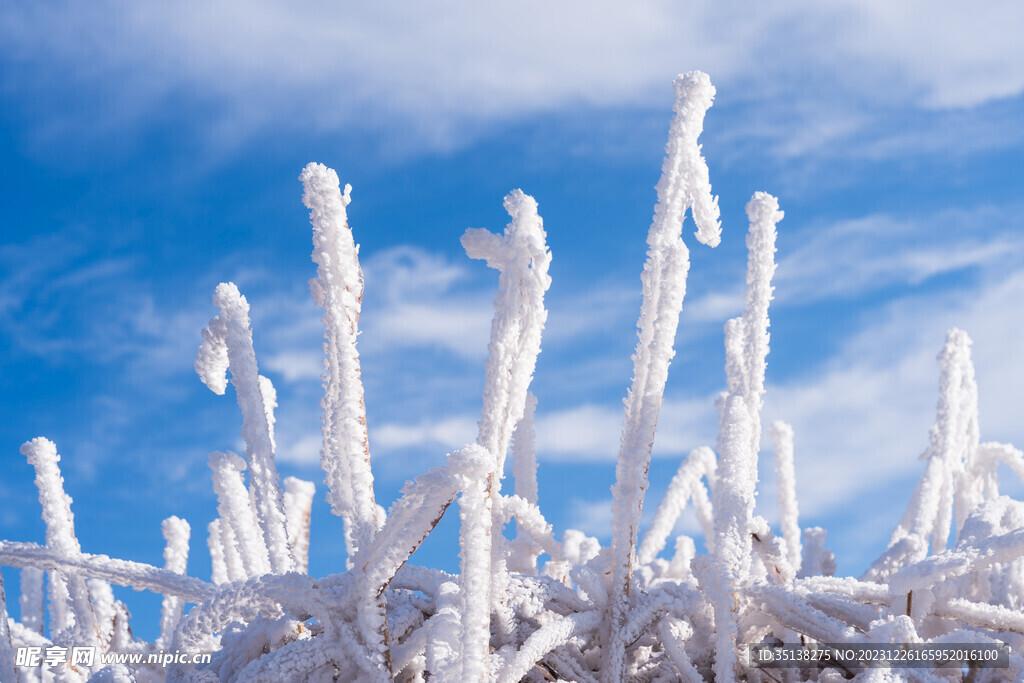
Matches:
[158,516,190,649]
[605,70,720,681]
[462,189,551,646]
[300,163,379,558]
[21,437,99,663]
[771,420,801,570]
[710,192,782,682]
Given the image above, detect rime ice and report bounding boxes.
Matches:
[2,72,1023,682]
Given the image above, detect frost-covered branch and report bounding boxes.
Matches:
[638,446,715,565]
[21,437,99,657]
[463,188,551,647]
[283,477,316,574]
[709,192,782,682]
[606,70,720,681]
[196,285,292,574]
[0,572,17,683]
[0,541,214,602]
[771,420,801,571]
[300,162,379,557]
[455,444,493,681]
[888,329,981,561]
[158,516,191,650]
[209,451,270,577]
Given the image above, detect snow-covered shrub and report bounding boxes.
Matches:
[2,71,1023,682]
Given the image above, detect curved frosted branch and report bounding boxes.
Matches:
[496,610,602,683]
[464,189,551,647]
[463,190,551,476]
[196,284,292,573]
[638,446,715,565]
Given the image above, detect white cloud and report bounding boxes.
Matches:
[262,349,323,383]
[567,498,615,540]
[535,398,716,463]
[775,206,1024,304]
[684,203,1024,318]
[566,494,704,544]
[362,246,493,360]
[276,433,323,466]
[761,268,1024,521]
[3,2,1023,155]
[373,415,479,452]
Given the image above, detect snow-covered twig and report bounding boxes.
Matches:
[0,572,17,683]
[0,541,215,602]
[606,70,720,681]
[283,477,316,574]
[196,285,292,574]
[158,516,191,650]
[299,162,379,557]
[638,447,715,565]
[454,444,494,680]
[209,451,270,577]
[463,188,552,647]
[496,610,602,683]
[709,192,782,681]
[771,421,801,571]
[21,437,99,657]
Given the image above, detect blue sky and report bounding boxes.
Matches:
[3,2,1024,640]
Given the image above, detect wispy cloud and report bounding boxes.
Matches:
[762,267,1024,520]
[3,2,1023,159]
[775,206,1024,304]
[684,203,1024,319]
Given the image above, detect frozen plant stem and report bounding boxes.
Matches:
[605,70,720,681]
[300,162,379,558]
[301,163,392,678]
[710,191,782,682]
[771,420,801,571]
[21,437,100,664]
[196,285,293,574]
[209,450,270,577]
[0,572,16,683]
[462,188,551,647]
[158,516,190,650]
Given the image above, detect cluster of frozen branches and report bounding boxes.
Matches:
[3,71,1024,682]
